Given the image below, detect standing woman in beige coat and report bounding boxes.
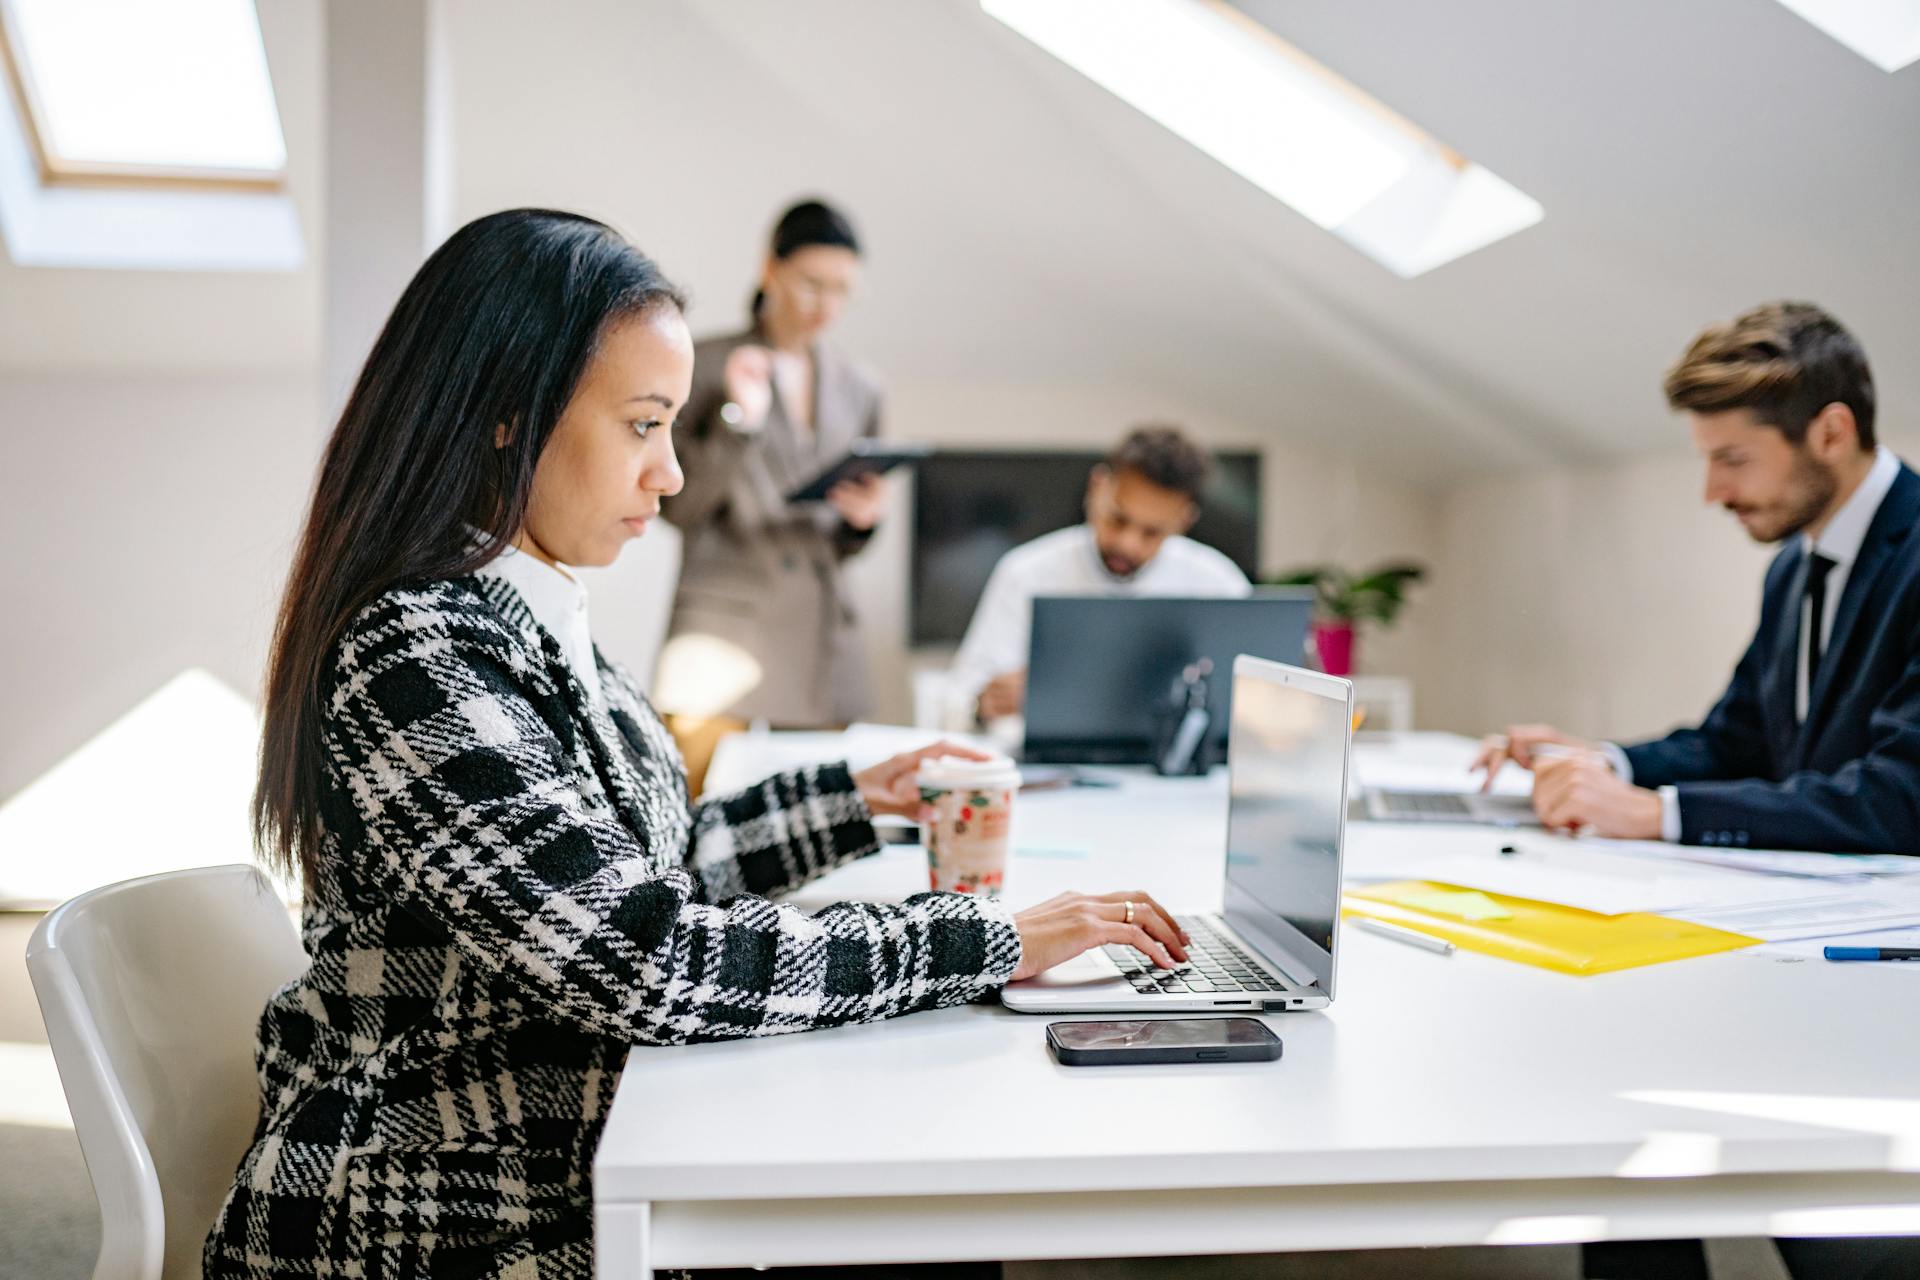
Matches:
[658,200,887,777]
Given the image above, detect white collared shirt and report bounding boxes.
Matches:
[1606,445,1902,841]
[475,542,603,707]
[948,524,1251,707]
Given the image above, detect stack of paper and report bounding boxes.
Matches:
[1663,890,1920,942]
[1595,840,1920,880]
[1349,834,1920,948]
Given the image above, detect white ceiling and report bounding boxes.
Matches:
[3,0,1915,485]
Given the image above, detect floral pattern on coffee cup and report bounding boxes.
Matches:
[919,783,1014,896]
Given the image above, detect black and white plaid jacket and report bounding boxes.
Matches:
[203,577,1021,1280]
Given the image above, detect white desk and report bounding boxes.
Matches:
[595,734,1920,1277]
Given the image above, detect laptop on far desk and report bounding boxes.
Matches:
[1002,656,1351,1015]
[1364,789,1542,827]
[1021,591,1314,766]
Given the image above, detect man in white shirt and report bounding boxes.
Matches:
[1473,301,1920,856]
[950,425,1250,724]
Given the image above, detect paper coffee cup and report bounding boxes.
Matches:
[917,755,1019,897]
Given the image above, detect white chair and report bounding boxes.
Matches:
[26,865,308,1280]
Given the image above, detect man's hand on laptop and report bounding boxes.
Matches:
[1009,891,1191,981]
[1470,724,1597,790]
[1530,755,1662,839]
[977,669,1027,722]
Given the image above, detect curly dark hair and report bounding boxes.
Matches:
[1105,425,1212,502]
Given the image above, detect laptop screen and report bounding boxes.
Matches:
[1220,657,1352,996]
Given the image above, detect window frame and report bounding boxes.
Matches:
[0,0,286,193]
[1201,0,1470,178]
[980,0,1541,277]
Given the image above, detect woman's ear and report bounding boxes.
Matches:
[494,423,511,449]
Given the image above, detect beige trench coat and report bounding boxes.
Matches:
[658,326,882,726]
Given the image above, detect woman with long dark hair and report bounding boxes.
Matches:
[657,199,889,758]
[206,209,1186,1279]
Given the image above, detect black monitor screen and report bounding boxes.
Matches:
[911,450,1261,646]
[1022,594,1313,765]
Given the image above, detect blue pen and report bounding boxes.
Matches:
[1823,946,1920,962]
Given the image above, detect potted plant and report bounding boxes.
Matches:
[1264,562,1426,677]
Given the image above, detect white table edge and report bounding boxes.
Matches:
[593,1133,1913,1202]
[595,1169,1920,1277]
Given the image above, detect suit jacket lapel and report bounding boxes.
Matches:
[466,576,659,857]
[810,342,860,461]
[784,342,861,543]
[759,372,807,496]
[1800,466,1920,753]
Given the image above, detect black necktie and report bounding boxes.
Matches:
[1805,552,1838,707]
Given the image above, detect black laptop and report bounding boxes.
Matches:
[1022,592,1314,765]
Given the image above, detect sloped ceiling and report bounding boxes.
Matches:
[3,0,1915,486]
[444,0,1920,483]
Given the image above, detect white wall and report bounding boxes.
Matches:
[0,374,321,802]
[1417,430,1920,744]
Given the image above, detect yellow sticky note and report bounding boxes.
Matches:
[1393,887,1514,921]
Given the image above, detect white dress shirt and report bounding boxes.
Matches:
[476,541,603,708]
[1608,445,1902,840]
[948,524,1251,708]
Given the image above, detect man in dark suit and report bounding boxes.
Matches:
[1483,303,1920,1280]
[1476,301,1919,856]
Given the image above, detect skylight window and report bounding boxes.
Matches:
[981,0,1543,277]
[0,0,286,185]
[1772,0,1920,71]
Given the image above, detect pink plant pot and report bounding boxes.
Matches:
[1312,621,1356,677]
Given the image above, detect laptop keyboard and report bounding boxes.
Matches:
[1101,915,1278,994]
[1373,790,1473,820]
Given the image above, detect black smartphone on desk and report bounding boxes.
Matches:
[1047,1018,1282,1066]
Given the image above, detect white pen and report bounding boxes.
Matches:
[1351,917,1456,956]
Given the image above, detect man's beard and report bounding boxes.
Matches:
[1730,450,1839,544]
[1098,549,1140,580]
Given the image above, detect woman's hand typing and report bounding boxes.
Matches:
[1010,891,1190,981]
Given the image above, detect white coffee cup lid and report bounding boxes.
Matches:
[917,753,1020,788]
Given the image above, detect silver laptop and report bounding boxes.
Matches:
[1364,788,1541,827]
[1002,656,1351,1015]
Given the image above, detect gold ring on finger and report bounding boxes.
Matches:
[1123,900,1136,926]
